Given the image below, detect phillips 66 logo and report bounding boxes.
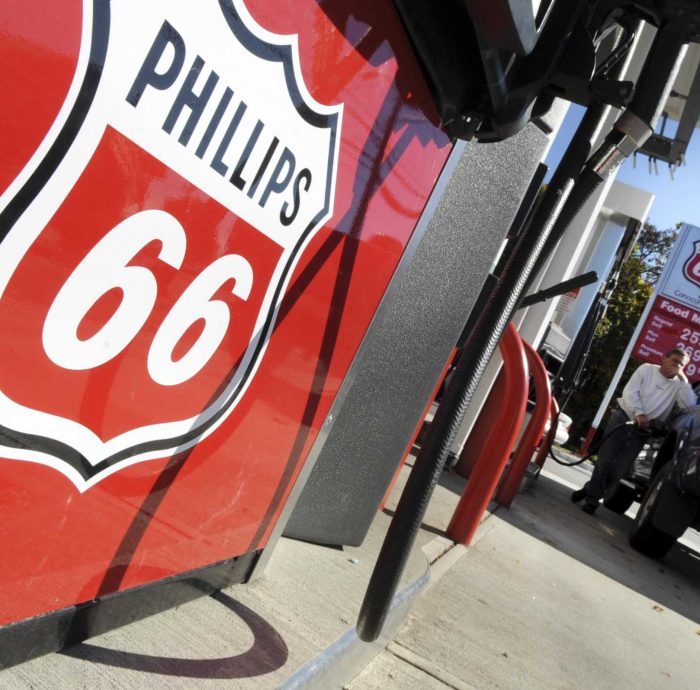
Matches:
[683,240,700,289]
[0,0,342,490]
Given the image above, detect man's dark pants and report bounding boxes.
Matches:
[583,409,648,502]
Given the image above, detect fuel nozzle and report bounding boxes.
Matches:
[587,21,688,182]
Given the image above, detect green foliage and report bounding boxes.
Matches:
[564,222,678,447]
[633,222,678,284]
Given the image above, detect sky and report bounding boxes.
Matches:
[544,104,700,230]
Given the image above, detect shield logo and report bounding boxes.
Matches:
[0,0,342,490]
[683,240,700,289]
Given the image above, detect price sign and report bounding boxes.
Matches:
[632,296,700,381]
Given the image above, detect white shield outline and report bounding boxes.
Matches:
[0,0,342,490]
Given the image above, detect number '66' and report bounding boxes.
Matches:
[42,210,253,386]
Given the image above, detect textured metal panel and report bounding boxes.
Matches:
[282,121,550,546]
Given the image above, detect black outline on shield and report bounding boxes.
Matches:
[0,0,340,483]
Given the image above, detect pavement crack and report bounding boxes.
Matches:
[386,641,477,690]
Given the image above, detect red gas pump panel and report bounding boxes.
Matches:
[0,0,451,627]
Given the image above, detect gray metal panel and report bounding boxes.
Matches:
[281,121,550,547]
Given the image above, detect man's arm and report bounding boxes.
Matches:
[621,365,649,427]
[675,371,697,409]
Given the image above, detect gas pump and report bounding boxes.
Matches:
[0,0,458,666]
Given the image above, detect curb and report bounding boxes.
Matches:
[279,561,430,690]
[279,500,502,688]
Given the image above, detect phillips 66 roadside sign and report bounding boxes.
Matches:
[0,0,341,490]
[633,224,700,380]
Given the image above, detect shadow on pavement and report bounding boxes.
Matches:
[61,591,288,680]
[381,507,447,538]
[499,472,700,626]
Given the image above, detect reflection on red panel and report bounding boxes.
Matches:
[0,0,451,625]
[0,0,82,195]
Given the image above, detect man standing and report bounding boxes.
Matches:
[571,348,696,514]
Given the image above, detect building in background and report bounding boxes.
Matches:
[542,180,655,372]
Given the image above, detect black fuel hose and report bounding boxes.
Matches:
[547,413,665,467]
[547,419,632,467]
[356,51,613,648]
[356,22,687,643]
[356,143,602,644]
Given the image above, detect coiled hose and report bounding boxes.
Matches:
[356,154,603,643]
[356,22,687,643]
[548,418,631,467]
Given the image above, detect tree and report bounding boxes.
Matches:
[563,222,678,448]
[633,223,678,284]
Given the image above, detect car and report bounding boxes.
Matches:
[602,405,700,559]
[524,403,571,446]
[553,410,573,446]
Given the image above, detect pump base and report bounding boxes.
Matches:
[0,550,259,671]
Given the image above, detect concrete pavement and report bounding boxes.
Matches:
[351,462,700,689]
